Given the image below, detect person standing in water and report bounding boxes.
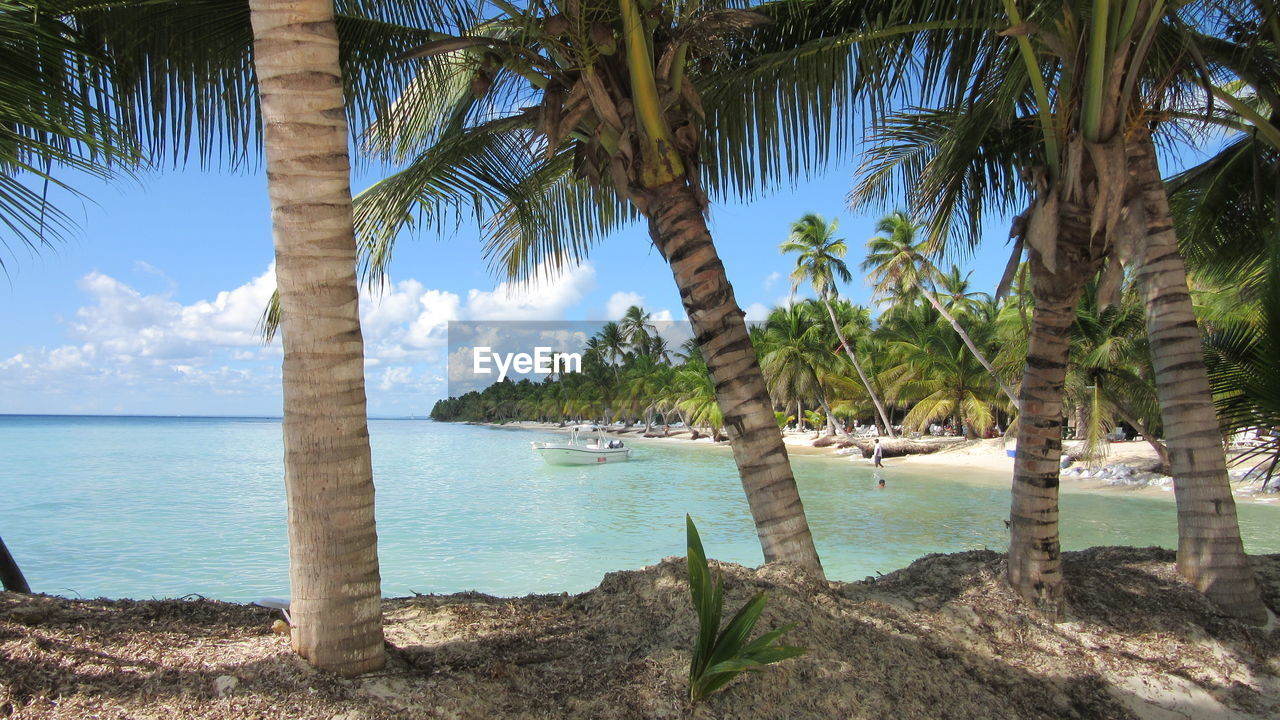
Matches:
[872,438,884,468]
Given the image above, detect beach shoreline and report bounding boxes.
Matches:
[478,420,1280,505]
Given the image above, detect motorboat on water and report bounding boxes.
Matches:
[532,425,632,465]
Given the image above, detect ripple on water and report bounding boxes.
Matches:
[1,417,1277,601]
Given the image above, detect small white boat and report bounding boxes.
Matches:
[532,425,632,465]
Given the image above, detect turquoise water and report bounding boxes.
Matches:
[2,415,1277,602]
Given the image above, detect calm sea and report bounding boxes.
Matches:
[2,415,1277,602]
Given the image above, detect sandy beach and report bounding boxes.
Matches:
[5,547,1279,719]
[484,421,1280,505]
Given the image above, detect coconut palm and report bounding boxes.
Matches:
[1205,240,1280,486]
[863,212,1019,408]
[879,303,1001,439]
[781,213,897,437]
[0,2,137,256]
[14,0,477,672]
[1068,281,1168,471]
[244,0,385,675]
[356,0,824,574]
[597,322,629,369]
[619,305,657,357]
[758,302,844,437]
[847,0,1271,622]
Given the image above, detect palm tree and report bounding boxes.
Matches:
[781,213,897,437]
[847,0,1270,622]
[356,0,824,574]
[0,535,31,593]
[1206,240,1280,486]
[246,0,383,674]
[879,303,1001,439]
[597,322,629,369]
[758,303,843,437]
[863,212,1019,408]
[0,2,138,256]
[619,305,657,357]
[1067,282,1168,472]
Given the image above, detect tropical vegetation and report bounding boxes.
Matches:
[6,0,1279,674]
[685,515,804,702]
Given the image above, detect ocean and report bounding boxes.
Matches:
[2,415,1277,602]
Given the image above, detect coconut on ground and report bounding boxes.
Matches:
[3,548,1279,719]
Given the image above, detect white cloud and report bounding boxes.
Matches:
[3,261,607,415]
[377,366,416,391]
[744,303,771,321]
[764,271,782,291]
[359,279,461,362]
[464,262,596,320]
[69,266,277,360]
[601,290,678,323]
[604,291,645,320]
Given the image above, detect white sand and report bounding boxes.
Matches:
[481,422,1279,504]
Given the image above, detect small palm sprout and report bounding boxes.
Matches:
[686,515,804,702]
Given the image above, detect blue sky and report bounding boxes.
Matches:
[1,135,1206,417]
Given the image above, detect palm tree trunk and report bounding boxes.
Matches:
[1112,401,1171,475]
[917,283,1020,408]
[1008,200,1101,620]
[0,535,31,593]
[249,0,384,674]
[820,299,897,437]
[1128,135,1268,624]
[646,180,824,576]
[818,397,838,436]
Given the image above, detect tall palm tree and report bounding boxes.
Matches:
[356,0,824,574]
[758,303,843,436]
[863,212,1019,408]
[8,0,451,672]
[1067,280,1168,472]
[781,213,897,437]
[847,0,1269,622]
[619,305,657,357]
[878,303,1001,439]
[247,0,383,675]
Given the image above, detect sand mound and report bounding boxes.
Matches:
[3,548,1279,719]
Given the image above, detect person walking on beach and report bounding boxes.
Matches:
[872,438,883,468]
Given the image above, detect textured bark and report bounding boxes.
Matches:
[646,180,824,576]
[1128,136,1268,625]
[249,0,384,674]
[0,535,31,593]
[1008,201,1103,620]
[1113,402,1171,475]
[821,299,897,437]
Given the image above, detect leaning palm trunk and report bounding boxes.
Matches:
[1112,402,1171,475]
[0,535,31,593]
[821,299,897,437]
[1008,200,1102,620]
[917,283,1020,409]
[249,0,384,674]
[818,397,843,437]
[648,180,824,576]
[1127,136,1268,625]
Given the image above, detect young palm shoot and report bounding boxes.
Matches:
[686,515,804,703]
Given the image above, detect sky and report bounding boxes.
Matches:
[0,135,1214,418]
